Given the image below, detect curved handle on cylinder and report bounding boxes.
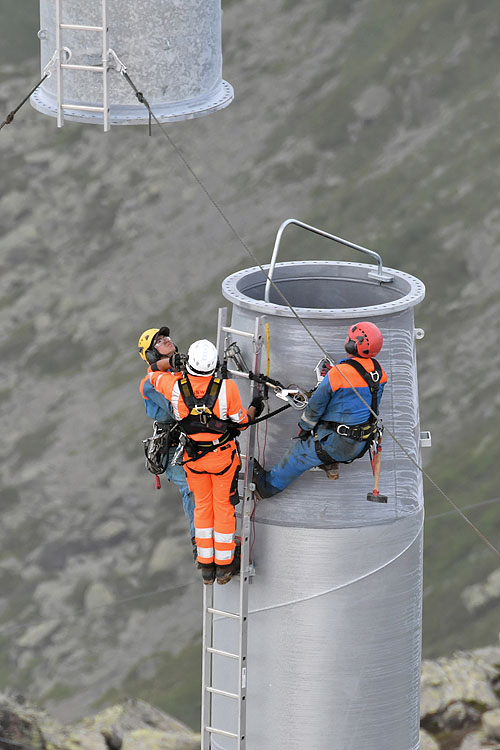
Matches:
[264,219,393,303]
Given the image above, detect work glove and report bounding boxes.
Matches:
[249,395,265,418]
[320,360,333,377]
[168,352,188,371]
[297,426,312,441]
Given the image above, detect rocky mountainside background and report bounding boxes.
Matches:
[1,0,500,730]
[0,643,499,750]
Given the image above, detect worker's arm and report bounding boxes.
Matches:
[225,380,251,427]
[148,368,179,401]
[140,376,175,421]
[298,374,332,430]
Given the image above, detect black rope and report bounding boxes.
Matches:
[121,70,152,136]
[243,403,290,427]
[0,75,49,132]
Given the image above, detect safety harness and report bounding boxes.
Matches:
[314,358,383,465]
[176,376,241,462]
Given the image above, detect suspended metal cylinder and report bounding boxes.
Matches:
[31,0,233,125]
[212,260,425,750]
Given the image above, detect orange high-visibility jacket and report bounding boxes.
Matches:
[147,371,248,441]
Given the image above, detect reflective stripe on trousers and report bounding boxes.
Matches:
[186,444,239,565]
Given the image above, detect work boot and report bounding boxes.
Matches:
[216,557,240,585]
[191,537,202,569]
[252,460,279,499]
[200,562,216,585]
[320,462,340,480]
[234,538,241,563]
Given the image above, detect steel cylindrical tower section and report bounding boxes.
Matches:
[32,0,233,125]
[212,261,425,750]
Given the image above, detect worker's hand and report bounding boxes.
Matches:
[297,426,312,441]
[320,360,333,377]
[249,395,265,418]
[168,352,188,371]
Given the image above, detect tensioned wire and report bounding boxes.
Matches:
[126,81,499,559]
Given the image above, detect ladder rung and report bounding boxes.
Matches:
[61,63,105,72]
[206,687,239,699]
[207,647,239,659]
[60,23,104,31]
[221,326,254,339]
[207,607,240,620]
[206,727,238,739]
[61,104,105,112]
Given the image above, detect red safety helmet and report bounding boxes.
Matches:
[344,322,383,358]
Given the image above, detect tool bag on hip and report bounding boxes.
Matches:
[143,421,181,475]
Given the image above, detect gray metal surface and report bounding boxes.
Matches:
[211,260,425,749]
[32,0,233,125]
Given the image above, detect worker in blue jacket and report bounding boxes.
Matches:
[138,327,196,558]
[255,322,388,498]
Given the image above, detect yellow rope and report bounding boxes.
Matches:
[265,322,270,376]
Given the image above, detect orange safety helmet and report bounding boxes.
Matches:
[344,322,383,358]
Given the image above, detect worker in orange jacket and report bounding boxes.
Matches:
[147,339,263,585]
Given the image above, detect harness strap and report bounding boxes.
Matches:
[340,357,383,421]
[193,431,235,449]
[313,436,336,465]
[319,420,378,441]
[185,447,238,475]
[178,375,240,437]
[179,375,222,415]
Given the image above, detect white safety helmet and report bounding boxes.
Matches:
[186,339,218,376]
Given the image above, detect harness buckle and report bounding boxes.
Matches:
[370,371,380,383]
[336,424,350,436]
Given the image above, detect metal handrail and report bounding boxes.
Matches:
[264,219,393,302]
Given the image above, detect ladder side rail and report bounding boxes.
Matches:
[235,314,264,750]
[201,584,215,750]
[101,0,109,132]
[55,0,64,127]
[216,307,228,361]
[202,306,229,750]
[205,308,262,749]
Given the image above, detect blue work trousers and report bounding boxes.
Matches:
[262,431,365,496]
[165,447,195,538]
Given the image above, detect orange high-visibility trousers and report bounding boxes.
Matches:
[185,443,240,566]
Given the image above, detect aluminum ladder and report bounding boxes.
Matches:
[54,0,110,131]
[200,310,264,750]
